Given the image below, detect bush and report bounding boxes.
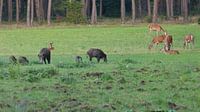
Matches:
[0,65,59,82]
[60,73,77,84]
[198,18,200,25]
[144,16,152,23]
[66,1,87,24]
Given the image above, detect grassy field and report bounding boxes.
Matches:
[0,24,200,112]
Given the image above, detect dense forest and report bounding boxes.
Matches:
[0,0,199,26]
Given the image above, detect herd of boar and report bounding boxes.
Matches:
[148,23,194,54]
[9,44,107,65]
[9,24,195,65]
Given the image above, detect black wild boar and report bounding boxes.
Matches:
[9,55,17,64]
[87,48,107,63]
[38,48,51,64]
[38,43,54,64]
[18,56,29,65]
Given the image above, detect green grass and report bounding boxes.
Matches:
[0,24,199,111]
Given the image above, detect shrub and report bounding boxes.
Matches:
[0,65,59,82]
[198,18,200,25]
[66,0,87,24]
[144,16,152,23]
[60,74,77,85]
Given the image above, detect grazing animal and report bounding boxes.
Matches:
[160,45,179,55]
[18,56,29,65]
[75,56,83,63]
[148,23,165,35]
[9,55,17,64]
[38,43,54,64]
[183,34,194,49]
[87,48,107,63]
[148,33,173,50]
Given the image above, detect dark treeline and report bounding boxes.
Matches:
[0,0,199,26]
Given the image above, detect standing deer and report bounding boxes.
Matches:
[183,34,194,49]
[148,23,165,35]
[148,33,173,50]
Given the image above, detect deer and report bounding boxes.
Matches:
[148,23,165,35]
[183,34,194,49]
[148,32,173,50]
[160,44,179,55]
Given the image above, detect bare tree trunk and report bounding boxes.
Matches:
[152,0,159,23]
[27,0,30,26]
[99,0,102,17]
[132,0,136,23]
[47,0,52,25]
[166,0,170,19]
[16,0,19,23]
[0,0,3,23]
[39,0,44,21]
[147,0,151,16]
[35,0,40,22]
[86,0,91,17]
[138,0,142,17]
[170,0,174,17]
[91,0,97,24]
[183,0,188,21]
[31,0,34,26]
[121,0,125,24]
[8,0,12,22]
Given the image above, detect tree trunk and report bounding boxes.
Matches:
[39,0,44,21]
[166,0,170,18]
[16,0,19,23]
[86,0,91,17]
[183,0,188,21]
[47,0,52,25]
[138,0,142,17]
[35,0,40,22]
[131,0,136,23]
[0,0,3,23]
[27,0,30,26]
[91,0,97,24]
[8,0,12,22]
[152,0,159,23]
[31,0,34,26]
[99,0,102,17]
[170,0,174,17]
[147,0,151,16]
[121,0,125,24]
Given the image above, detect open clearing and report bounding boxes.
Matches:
[0,24,199,111]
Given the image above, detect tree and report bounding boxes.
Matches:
[166,0,170,18]
[8,0,12,22]
[0,0,3,23]
[47,0,52,25]
[153,0,159,23]
[27,0,31,26]
[16,0,19,23]
[121,0,125,24]
[183,0,188,21]
[91,0,97,24]
[147,0,151,16]
[31,0,34,25]
[131,0,136,23]
[35,0,40,22]
[170,0,174,17]
[81,0,87,17]
[99,0,103,17]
